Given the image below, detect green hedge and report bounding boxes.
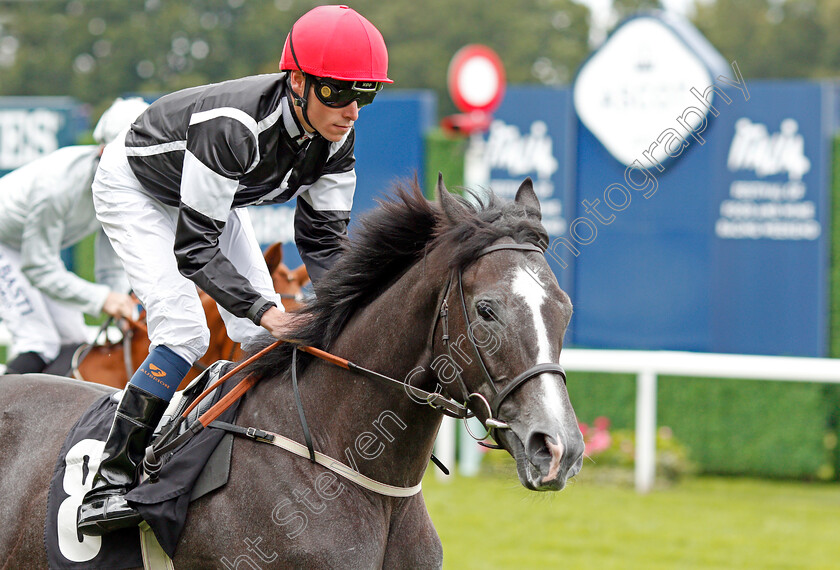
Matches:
[424,128,466,199]
[660,378,832,478]
[567,373,833,479]
[71,232,107,326]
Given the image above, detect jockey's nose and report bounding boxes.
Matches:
[344,101,360,120]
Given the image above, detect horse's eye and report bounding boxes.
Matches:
[476,300,494,320]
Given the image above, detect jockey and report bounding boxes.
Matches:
[0,98,149,375]
[77,5,391,536]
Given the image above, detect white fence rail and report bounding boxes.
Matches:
[562,348,840,493]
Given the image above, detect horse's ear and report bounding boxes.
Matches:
[263,241,284,273]
[436,172,468,223]
[515,177,541,218]
[293,263,310,287]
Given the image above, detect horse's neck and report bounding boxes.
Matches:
[241,257,448,487]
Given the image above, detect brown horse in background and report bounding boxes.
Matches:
[72,242,309,389]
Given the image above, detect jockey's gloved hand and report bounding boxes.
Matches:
[102,291,136,320]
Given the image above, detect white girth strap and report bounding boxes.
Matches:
[139,521,175,570]
[262,430,423,498]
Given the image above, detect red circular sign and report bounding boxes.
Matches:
[447,45,506,114]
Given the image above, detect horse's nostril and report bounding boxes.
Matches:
[523,431,566,484]
[525,432,553,462]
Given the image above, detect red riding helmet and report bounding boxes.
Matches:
[279,5,392,83]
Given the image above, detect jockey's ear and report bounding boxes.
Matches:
[263,242,284,274]
[436,172,468,225]
[514,177,541,219]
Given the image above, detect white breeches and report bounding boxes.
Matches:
[0,243,88,361]
[91,131,282,365]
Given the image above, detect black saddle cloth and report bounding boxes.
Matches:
[45,362,245,568]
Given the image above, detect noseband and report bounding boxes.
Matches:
[433,242,567,447]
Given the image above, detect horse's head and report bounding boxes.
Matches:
[245,179,582,493]
[263,242,310,311]
[435,176,583,491]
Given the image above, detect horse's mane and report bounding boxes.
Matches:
[246,178,548,379]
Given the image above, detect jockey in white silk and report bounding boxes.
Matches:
[0,98,148,374]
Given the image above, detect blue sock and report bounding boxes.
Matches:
[128,345,191,402]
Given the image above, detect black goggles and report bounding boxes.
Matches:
[310,76,383,108]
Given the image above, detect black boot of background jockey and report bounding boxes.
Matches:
[3,351,48,374]
[77,384,168,535]
[4,343,83,376]
[43,343,85,376]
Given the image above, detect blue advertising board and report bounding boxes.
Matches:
[569,11,733,351]
[248,90,436,268]
[0,97,88,270]
[571,79,830,356]
[571,101,723,351]
[562,12,831,356]
[462,86,576,295]
[0,97,87,177]
[708,82,831,356]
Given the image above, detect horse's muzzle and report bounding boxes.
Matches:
[504,425,584,491]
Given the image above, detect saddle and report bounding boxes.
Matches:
[45,361,244,569]
[146,359,237,498]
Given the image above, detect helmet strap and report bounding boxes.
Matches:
[287,26,321,138]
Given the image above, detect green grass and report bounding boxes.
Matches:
[423,472,840,569]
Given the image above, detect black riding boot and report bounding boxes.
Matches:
[3,351,47,374]
[77,384,168,536]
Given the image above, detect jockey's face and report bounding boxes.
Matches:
[290,71,359,143]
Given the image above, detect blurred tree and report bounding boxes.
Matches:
[612,0,664,21]
[815,0,840,75]
[3,0,839,114]
[691,0,825,78]
[0,0,590,118]
[350,0,590,115]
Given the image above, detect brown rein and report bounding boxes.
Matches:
[142,337,469,480]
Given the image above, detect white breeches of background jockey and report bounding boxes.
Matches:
[0,243,88,360]
[91,131,283,365]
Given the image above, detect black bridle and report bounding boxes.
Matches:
[433,241,567,447]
